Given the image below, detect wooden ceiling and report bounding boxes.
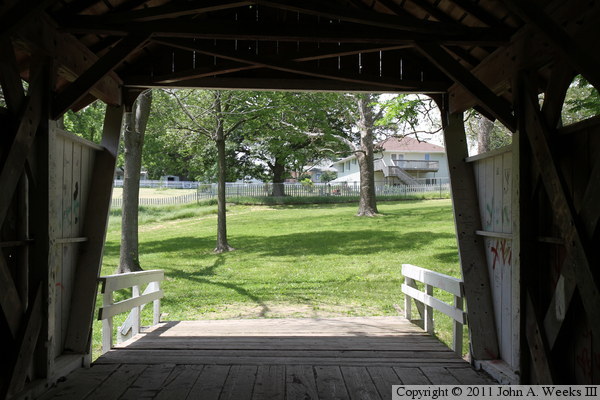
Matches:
[4,0,598,124]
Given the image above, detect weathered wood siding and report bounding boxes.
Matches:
[50,128,99,356]
[470,147,518,370]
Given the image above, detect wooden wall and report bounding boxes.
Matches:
[49,128,100,357]
[468,148,519,372]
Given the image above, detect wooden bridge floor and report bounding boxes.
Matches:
[42,317,494,399]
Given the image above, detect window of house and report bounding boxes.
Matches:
[346,161,351,170]
[424,153,430,160]
[340,164,344,172]
[352,159,357,165]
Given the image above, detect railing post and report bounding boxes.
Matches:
[424,283,434,334]
[132,284,140,336]
[102,290,113,354]
[404,286,412,320]
[153,281,161,325]
[453,294,464,356]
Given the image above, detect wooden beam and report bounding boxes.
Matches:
[154,39,449,92]
[126,76,411,92]
[0,38,25,114]
[450,0,506,28]
[6,285,43,398]
[0,0,59,38]
[61,17,512,46]
[450,0,600,112]
[415,42,515,131]
[0,71,44,228]
[541,61,575,129]
[256,0,467,34]
[441,110,499,360]
[500,0,600,91]
[525,293,554,383]
[64,105,124,354]
[0,253,23,339]
[96,0,253,23]
[407,0,455,23]
[521,76,600,343]
[52,35,149,119]
[13,14,122,107]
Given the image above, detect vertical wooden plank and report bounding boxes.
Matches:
[442,111,499,360]
[60,138,73,354]
[424,284,434,334]
[187,365,230,400]
[64,105,124,354]
[314,366,349,400]
[219,365,257,400]
[502,153,512,235]
[50,127,64,358]
[252,365,285,400]
[286,365,318,400]
[493,155,503,233]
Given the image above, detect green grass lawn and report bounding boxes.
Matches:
[93,199,462,359]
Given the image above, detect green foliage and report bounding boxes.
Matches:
[93,200,461,358]
[563,75,600,125]
[62,101,106,143]
[319,170,337,183]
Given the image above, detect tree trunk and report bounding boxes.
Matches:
[271,157,286,197]
[214,92,234,253]
[477,115,494,154]
[355,95,379,217]
[119,91,152,273]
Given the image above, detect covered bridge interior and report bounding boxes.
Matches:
[1,0,599,397]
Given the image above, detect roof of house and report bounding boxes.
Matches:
[378,136,445,153]
[333,136,445,165]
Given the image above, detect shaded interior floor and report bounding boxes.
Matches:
[41,317,495,399]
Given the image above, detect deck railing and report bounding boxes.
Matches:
[401,264,467,356]
[98,270,164,354]
[394,160,440,171]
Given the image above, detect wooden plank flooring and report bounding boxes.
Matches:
[42,317,495,399]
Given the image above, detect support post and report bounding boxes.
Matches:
[453,294,464,357]
[101,290,113,354]
[442,110,499,360]
[153,281,161,325]
[132,285,140,337]
[424,283,434,334]
[64,105,124,354]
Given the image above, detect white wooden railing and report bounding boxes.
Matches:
[401,264,467,356]
[98,270,164,354]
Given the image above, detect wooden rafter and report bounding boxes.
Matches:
[415,41,515,131]
[60,17,512,46]
[14,14,122,106]
[256,0,466,34]
[91,0,253,23]
[450,0,505,28]
[407,0,454,23]
[0,0,59,38]
[52,34,149,118]
[500,0,600,91]
[153,38,449,92]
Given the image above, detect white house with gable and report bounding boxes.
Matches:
[331,136,448,185]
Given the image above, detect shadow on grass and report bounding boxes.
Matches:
[161,255,271,316]
[115,230,454,258]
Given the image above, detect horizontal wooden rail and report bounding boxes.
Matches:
[402,263,466,356]
[98,269,164,354]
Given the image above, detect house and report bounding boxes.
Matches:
[331,136,449,185]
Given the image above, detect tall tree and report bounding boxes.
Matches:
[242,91,350,196]
[118,90,152,273]
[355,94,379,216]
[166,89,255,253]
